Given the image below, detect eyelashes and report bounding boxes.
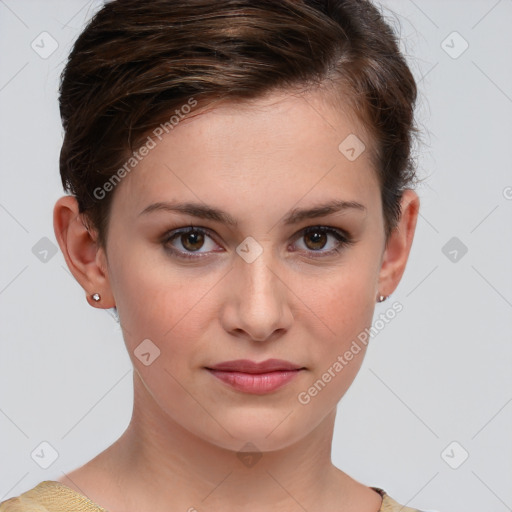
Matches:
[161,225,355,261]
[291,225,354,257]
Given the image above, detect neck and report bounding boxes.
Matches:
[64,371,371,512]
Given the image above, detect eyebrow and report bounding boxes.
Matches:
[138,199,366,226]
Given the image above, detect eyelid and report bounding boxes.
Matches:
[161,226,221,258]
[161,224,354,260]
[291,225,355,258]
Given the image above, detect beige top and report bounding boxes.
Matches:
[0,480,427,512]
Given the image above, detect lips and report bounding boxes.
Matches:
[206,358,304,373]
[205,359,305,394]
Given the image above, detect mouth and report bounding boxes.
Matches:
[205,359,305,394]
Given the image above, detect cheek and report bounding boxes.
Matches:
[296,290,374,414]
[296,252,378,390]
[303,255,378,337]
[107,246,212,354]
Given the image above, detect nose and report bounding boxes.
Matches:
[220,248,294,342]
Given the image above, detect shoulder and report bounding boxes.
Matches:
[0,493,48,512]
[0,482,50,512]
[0,481,107,512]
[372,487,435,512]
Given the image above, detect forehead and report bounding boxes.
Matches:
[109,88,380,223]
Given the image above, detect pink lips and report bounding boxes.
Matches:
[206,359,305,394]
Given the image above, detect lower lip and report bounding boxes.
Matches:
[206,369,302,394]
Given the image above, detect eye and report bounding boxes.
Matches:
[162,226,219,259]
[161,225,354,260]
[291,226,354,258]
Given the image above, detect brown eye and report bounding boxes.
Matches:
[180,231,205,252]
[162,225,354,261]
[163,227,219,259]
[303,230,328,250]
[293,226,354,258]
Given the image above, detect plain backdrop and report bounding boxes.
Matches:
[1,1,511,511]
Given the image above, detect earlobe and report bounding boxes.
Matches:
[53,195,115,308]
[376,189,420,298]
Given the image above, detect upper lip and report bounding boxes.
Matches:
[206,359,304,373]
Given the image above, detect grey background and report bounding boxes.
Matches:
[1,1,511,511]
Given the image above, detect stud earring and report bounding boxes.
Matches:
[376,294,388,303]
[91,293,101,302]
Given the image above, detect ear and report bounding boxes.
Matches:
[53,195,115,309]
[377,189,420,298]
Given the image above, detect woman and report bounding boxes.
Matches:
[0,0,430,511]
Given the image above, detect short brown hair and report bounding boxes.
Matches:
[58,0,418,249]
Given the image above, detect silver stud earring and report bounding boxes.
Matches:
[91,293,101,302]
[376,294,388,303]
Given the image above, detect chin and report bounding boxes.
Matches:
[197,412,309,453]
[210,431,303,455]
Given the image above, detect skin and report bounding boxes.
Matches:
[53,87,419,512]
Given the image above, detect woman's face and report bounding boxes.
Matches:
[96,89,412,451]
